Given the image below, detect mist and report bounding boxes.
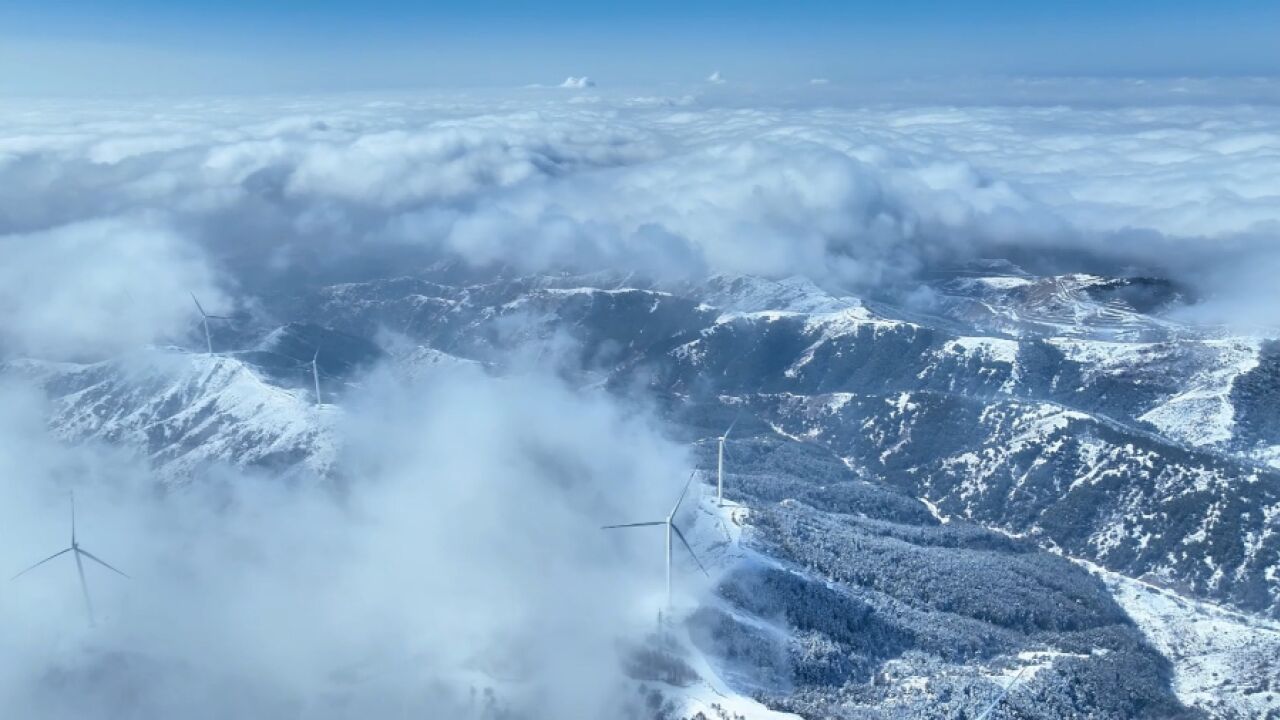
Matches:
[0,359,695,719]
[0,218,226,360]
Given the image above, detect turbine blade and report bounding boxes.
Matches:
[723,409,743,439]
[975,665,1028,720]
[76,548,129,578]
[74,548,95,626]
[189,291,207,318]
[70,490,76,545]
[10,547,72,580]
[671,525,710,578]
[670,467,699,517]
[204,315,232,320]
[602,521,665,530]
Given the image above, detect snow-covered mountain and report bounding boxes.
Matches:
[5,264,1277,719]
[4,352,337,482]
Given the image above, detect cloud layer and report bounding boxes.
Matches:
[2,87,1279,347]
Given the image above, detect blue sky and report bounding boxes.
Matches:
[2,0,1278,94]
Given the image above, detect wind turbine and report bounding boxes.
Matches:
[716,412,742,506]
[11,491,129,626]
[189,292,231,355]
[603,469,709,609]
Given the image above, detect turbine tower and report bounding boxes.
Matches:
[189,292,232,355]
[11,491,129,626]
[716,412,741,506]
[311,347,322,406]
[603,469,709,608]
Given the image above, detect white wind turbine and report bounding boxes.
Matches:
[716,412,742,506]
[603,469,710,609]
[189,292,232,355]
[11,491,129,626]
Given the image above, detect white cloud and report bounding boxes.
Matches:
[706,70,724,84]
[559,76,595,89]
[1,88,1279,337]
[809,78,830,86]
[0,217,225,360]
[426,136,1058,286]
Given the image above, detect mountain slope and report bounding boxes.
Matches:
[6,267,1276,718]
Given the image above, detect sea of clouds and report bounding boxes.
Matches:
[2,80,1279,718]
[3,82,1280,359]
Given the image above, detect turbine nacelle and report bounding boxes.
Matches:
[715,410,741,506]
[190,291,233,355]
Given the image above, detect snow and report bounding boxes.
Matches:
[940,336,1022,391]
[1047,336,1263,454]
[784,303,906,377]
[918,497,951,524]
[702,274,912,381]
[676,679,803,720]
[824,393,855,413]
[15,350,339,481]
[391,344,479,380]
[655,492,804,719]
[1140,390,1240,447]
[912,499,1279,718]
[542,286,673,299]
[981,649,1089,684]
[1136,339,1261,449]
[944,401,1091,504]
[974,276,1035,290]
[1046,337,1157,376]
[941,273,1182,341]
[1076,558,1280,720]
[946,336,1020,366]
[701,274,856,316]
[716,310,803,325]
[890,392,915,415]
[804,305,908,335]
